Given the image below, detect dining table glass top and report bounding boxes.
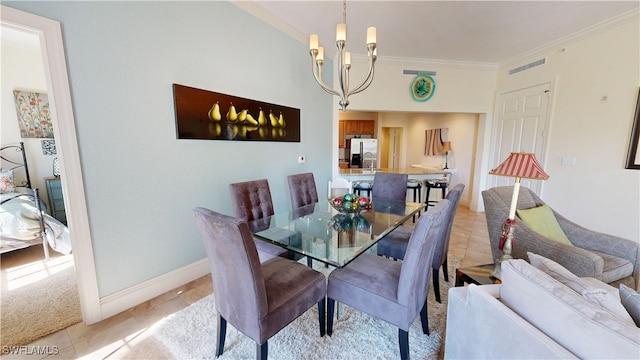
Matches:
[249,198,424,268]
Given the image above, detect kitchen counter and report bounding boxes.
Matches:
[340,166,455,176]
[340,167,447,176]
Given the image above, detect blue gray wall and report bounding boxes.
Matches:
[7,1,333,296]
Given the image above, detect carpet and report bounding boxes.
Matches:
[0,252,82,347]
[153,256,458,359]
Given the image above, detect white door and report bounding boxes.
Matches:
[491,83,551,193]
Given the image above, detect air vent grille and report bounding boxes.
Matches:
[403,69,437,76]
[509,58,546,75]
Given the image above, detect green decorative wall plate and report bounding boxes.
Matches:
[410,74,436,102]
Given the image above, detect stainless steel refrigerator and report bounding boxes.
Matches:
[350,138,378,168]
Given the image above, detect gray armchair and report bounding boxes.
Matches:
[229,179,288,262]
[193,208,326,360]
[376,183,466,303]
[327,199,450,360]
[483,186,639,288]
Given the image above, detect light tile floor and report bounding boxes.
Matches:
[1,205,491,359]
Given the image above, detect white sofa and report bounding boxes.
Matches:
[444,258,640,359]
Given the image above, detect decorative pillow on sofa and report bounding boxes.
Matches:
[0,169,15,194]
[619,284,640,327]
[528,252,634,325]
[517,204,572,245]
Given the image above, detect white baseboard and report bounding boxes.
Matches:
[98,258,210,321]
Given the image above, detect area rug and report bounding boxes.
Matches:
[153,256,459,359]
[0,253,81,347]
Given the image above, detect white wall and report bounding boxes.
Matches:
[6,1,334,298]
[495,18,640,241]
[1,41,55,208]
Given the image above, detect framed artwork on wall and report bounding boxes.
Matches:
[173,84,300,142]
[13,90,54,138]
[625,88,640,170]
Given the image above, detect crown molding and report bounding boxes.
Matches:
[501,8,639,67]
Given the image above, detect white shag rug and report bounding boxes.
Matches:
[152,257,458,360]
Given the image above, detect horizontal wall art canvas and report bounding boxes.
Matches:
[173,84,300,142]
[13,90,54,138]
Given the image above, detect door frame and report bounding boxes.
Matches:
[2,6,101,324]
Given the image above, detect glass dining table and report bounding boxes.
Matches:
[249,198,424,268]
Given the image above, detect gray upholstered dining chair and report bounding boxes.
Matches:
[287,172,319,209]
[376,183,466,303]
[326,199,449,360]
[287,172,320,267]
[229,179,288,262]
[372,172,408,200]
[193,207,327,360]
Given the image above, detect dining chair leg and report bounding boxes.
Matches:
[318,298,326,337]
[420,300,430,335]
[443,257,449,282]
[216,314,227,356]
[433,268,441,303]
[327,298,335,336]
[257,342,267,360]
[307,257,313,267]
[399,328,410,360]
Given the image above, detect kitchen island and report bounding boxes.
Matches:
[338,166,457,203]
[339,166,455,181]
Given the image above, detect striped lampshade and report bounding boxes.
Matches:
[490,152,550,180]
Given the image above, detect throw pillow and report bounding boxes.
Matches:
[517,204,572,245]
[528,252,635,325]
[0,169,15,194]
[620,284,640,327]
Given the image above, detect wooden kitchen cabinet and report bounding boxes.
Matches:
[342,120,375,136]
[360,120,375,135]
[339,120,346,148]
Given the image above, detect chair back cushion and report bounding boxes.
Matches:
[432,183,465,269]
[398,199,449,310]
[372,172,408,200]
[229,179,275,221]
[192,207,268,328]
[287,172,319,208]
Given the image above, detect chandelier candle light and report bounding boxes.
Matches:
[488,152,550,279]
[309,1,377,111]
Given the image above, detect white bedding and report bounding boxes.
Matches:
[0,192,71,255]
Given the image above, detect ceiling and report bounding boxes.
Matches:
[239,1,639,64]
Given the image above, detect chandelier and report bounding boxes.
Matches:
[308,1,377,111]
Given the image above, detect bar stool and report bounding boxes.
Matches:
[406,179,423,203]
[353,181,373,198]
[407,179,423,222]
[425,179,449,209]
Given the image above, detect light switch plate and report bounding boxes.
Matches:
[298,155,306,164]
[561,157,576,166]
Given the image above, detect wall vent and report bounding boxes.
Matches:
[403,69,437,76]
[509,58,546,75]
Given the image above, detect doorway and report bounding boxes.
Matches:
[1,5,100,324]
[380,127,403,169]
